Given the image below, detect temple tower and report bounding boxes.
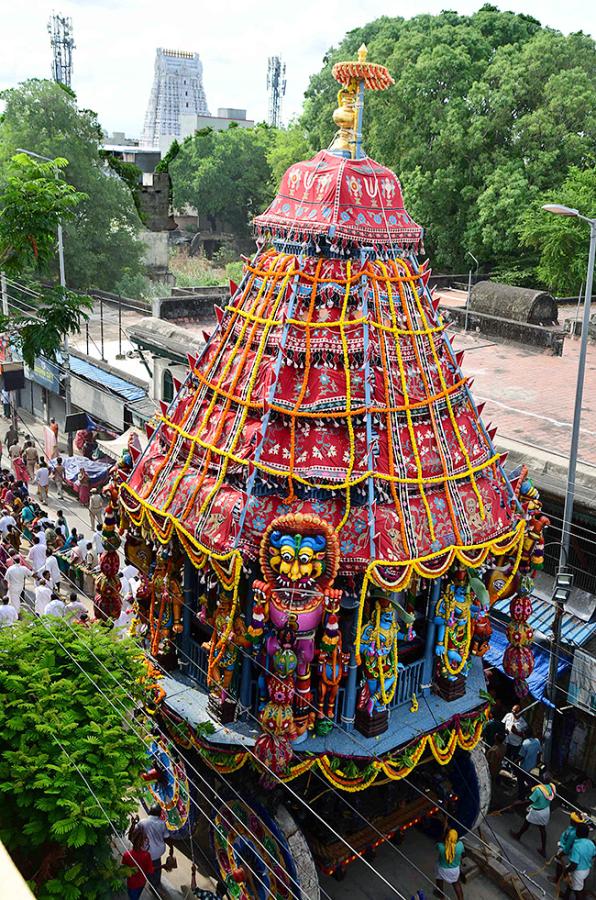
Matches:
[141,48,210,148]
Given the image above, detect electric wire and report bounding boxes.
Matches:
[0,505,313,900]
[18,614,308,900]
[169,632,553,897]
[43,724,163,900]
[1,506,345,900]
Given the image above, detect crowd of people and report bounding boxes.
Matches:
[0,421,137,626]
[480,703,596,898]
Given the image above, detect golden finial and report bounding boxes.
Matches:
[330,48,394,159]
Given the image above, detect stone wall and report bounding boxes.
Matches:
[138,172,176,232]
[156,287,229,322]
[441,305,566,355]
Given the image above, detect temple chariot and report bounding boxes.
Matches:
[113,47,547,896]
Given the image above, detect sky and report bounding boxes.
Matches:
[1,0,594,139]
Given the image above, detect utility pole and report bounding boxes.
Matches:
[1,271,21,433]
[542,204,596,763]
[464,251,478,333]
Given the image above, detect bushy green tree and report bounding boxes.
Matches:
[170,124,276,236]
[0,152,93,363]
[266,124,312,189]
[0,79,144,291]
[519,167,596,294]
[300,6,596,278]
[0,619,150,899]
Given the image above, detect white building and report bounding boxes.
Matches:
[142,48,210,147]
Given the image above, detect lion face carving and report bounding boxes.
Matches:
[260,513,341,594]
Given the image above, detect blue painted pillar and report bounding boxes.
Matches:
[341,609,358,731]
[422,578,442,696]
[239,582,254,716]
[179,558,195,665]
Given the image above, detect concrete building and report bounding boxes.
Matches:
[157,108,254,154]
[142,48,210,148]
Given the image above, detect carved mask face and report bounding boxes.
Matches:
[269,532,327,583]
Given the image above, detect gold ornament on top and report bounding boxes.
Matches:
[330,45,395,158]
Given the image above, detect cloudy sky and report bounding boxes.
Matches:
[2,0,594,139]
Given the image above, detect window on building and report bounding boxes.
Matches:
[163,368,174,403]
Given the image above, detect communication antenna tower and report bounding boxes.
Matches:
[48,14,75,88]
[267,56,286,128]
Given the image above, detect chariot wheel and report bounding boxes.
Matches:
[448,745,491,831]
[141,736,192,838]
[209,796,320,900]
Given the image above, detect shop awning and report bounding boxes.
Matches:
[492,594,596,647]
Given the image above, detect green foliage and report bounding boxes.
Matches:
[100,153,142,217]
[266,124,312,189]
[519,167,596,295]
[0,79,144,291]
[0,154,85,275]
[155,139,181,174]
[170,124,276,236]
[0,619,150,899]
[0,284,93,367]
[300,7,596,277]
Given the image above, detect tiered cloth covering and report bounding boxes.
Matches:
[121,244,523,589]
[254,150,423,251]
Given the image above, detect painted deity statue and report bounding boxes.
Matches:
[149,550,184,657]
[434,568,474,681]
[203,593,251,703]
[358,594,402,714]
[251,513,342,743]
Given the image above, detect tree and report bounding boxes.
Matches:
[267,124,312,189]
[0,80,144,292]
[170,124,276,237]
[0,154,85,274]
[300,7,596,279]
[519,167,596,295]
[0,152,93,365]
[0,619,150,900]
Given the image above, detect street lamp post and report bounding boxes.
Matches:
[16,148,73,454]
[541,203,596,763]
[464,251,478,333]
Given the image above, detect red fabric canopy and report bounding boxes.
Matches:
[254,150,423,251]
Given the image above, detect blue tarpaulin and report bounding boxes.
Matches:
[68,355,146,402]
[485,626,570,702]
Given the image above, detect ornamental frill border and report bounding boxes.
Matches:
[157,704,488,793]
[120,486,525,596]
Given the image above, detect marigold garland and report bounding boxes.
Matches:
[157,706,488,792]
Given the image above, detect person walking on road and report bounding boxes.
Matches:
[130,807,173,891]
[122,826,154,900]
[510,774,556,858]
[34,459,50,503]
[552,813,587,886]
[0,595,18,627]
[34,576,53,615]
[78,468,90,506]
[563,821,596,899]
[502,704,528,763]
[88,488,103,530]
[27,537,47,575]
[1,390,11,419]
[6,557,29,614]
[434,827,465,899]
[23,441,39,480]
[486,733,506,787]
[44,593,66,618]
[517,728,542,799]
[53,457,65,499]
